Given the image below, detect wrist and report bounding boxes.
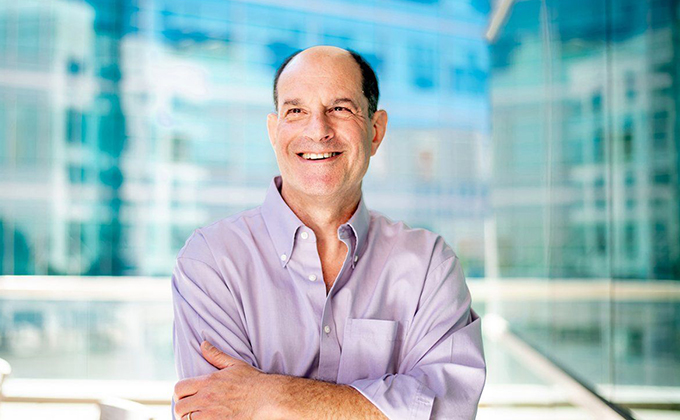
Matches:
[254,373,291,420]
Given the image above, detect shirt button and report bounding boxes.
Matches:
[301,231,309,240]
[308,274,317,282]
[354,255,359,263]
[323,325,331,334]
[280,254,287,261]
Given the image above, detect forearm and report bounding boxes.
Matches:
[266,374,387,420]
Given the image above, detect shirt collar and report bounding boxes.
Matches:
[341,194,370,268]
[261,176,304,267]
[261,175,371,268]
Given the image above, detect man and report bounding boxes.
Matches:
[172,46,486,419]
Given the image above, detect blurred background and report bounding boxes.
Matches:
[0,0,678,418]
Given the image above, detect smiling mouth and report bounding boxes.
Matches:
[297,152,342,161]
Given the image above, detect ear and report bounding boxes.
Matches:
[369,110,388,156]
[267,112,278,148]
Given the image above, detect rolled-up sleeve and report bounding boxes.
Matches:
[172,230,257,380]
[349,255,486,420]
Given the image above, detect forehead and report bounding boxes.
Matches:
[277,52,364,105]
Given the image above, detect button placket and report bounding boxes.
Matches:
[318,303,341,382]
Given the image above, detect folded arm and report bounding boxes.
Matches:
[172,233,485,419]
[174,342,386,420]
[171,232,386,419]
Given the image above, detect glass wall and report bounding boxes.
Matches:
[0,0,491,381]
[489,0,680,406]
[0,0,490,277]
[0,0,678,413]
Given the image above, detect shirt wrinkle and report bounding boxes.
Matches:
[417,255,459,308]
[172,175,486,420]
[195,229,223,271]
[177,254,218,272]
[175,255,253,345]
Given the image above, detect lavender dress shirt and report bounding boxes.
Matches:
[172,176,486,419]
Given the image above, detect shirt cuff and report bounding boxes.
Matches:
[350,374,436,420]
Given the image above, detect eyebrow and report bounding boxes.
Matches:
[332,98,359,109]
[282,99,301,107]
[281,98,360,109]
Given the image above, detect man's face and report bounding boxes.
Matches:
[267,48,387,202]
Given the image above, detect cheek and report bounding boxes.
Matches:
[275,126,297,151]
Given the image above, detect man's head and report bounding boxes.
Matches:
[273,49,380,117]
[266,46,388,205]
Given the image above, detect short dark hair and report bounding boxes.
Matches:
[272,48,380,117]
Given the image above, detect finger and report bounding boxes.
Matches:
[183,411,204,420]
[173,377,201,402]
[178,410,201,420]
[174,392,200,419]
[201,340,237,369]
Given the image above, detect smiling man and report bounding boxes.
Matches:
[171,46,486,420]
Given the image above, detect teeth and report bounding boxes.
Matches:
[301,152,339,160]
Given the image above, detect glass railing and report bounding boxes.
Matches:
[1,275,678,419]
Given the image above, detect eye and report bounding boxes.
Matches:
[287,108,302,114]
[330,106,351,113]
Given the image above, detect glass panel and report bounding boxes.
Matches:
[490,0,680,413]
[0,0,678,416]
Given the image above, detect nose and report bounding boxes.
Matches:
[303,111,334,142]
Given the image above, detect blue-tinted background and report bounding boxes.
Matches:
[0,0,490,277]
[0,0,678,411]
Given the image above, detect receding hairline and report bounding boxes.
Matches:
[288,46,355,66]
[272,47,379,116]
[276,48,363,94]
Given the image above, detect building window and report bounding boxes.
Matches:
[593,127,604,162]
[67,58,82,75]
[66,109,86,144]
[450,53,486,94]
[625,71,636,102]
[591,91,602,113]
[172,134,190,163]
[596,223,607,255]
[15,100,39,164]
[653,171,671,185]
[622,119,633,161]
[68,164,87,184]
[410,46,437,90]
[625,223,636,258]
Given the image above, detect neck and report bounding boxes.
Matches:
[280,182,361,244]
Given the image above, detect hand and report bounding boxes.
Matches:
[173,341,281,420]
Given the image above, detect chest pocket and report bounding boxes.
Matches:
[336,318,400,385]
